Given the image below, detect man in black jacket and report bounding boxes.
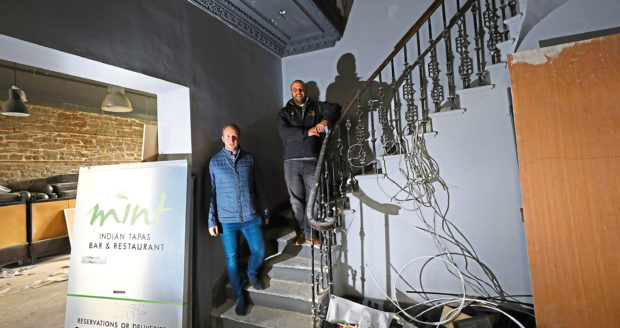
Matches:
[277,80,341,245]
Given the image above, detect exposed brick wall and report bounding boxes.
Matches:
[0,103,155,186]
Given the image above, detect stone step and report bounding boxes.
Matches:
[455,84,495,110]
[263,226,295,256]
[226,278,328,315]
[212,300,316,328]
[497,39,515,63]
[504,12,524,41]
[265,252,324,283]
[276,231,341,260]
[486,62,509,85]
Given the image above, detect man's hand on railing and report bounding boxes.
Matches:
[315,120,328,132]
[307,128,320,136]
[308,120,329,136]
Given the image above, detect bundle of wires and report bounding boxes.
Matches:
[354,120,533,326]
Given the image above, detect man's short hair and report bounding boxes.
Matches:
[290,80,305,90]
[222,123,241,137]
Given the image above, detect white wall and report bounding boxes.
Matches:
[282,0,534,306]
[282,0,433,103]
[517,0,620,51]
[335,65,533,305]
[283,0,620,307]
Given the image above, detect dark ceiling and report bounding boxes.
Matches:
[189,0,352,56]
[0,1,352,119]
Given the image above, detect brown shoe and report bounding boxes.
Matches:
[292,235,306,245]
[305,237,320,246]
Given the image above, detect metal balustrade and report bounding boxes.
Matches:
[305,0,520,323]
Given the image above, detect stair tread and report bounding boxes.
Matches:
[504,12,523,25]
[456,84,495,96]
[487,62,508,69]
[247,278,327,301]
[277,231,297,242]
[278,231,341,248]
[266,252,322,271]
[429,108,466,118]
[215,300,315,327]
[497,39,515,47]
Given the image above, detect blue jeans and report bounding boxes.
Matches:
[220,218,265,299]
[283,159,317,239]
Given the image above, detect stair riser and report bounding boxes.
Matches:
[213,313,317,328]
[278,240,340,261]
[456,85,495,111]
[211,302,317,328]
[486,63,509,85]
[225,285,319,315]
[249,292,315,315]
[266,264,323,283]
[504,13,523,40]
[212,316,257,328]
[496,39,515,62]
[278,240,319,259]
[218,318,316,328]
[218,318,265,328]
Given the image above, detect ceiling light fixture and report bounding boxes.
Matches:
[270,9,288,26]
[1,63,30,117]
[101,85,132,112]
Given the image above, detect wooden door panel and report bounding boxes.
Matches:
[508,34,620,327]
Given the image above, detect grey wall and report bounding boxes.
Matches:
[0,1,284,326]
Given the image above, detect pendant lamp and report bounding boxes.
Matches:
[101,85,132,112]
[1,64,30,117]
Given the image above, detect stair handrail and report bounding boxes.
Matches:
[393,0,480,90]
[335,0,442,130]
[306,0,443,226]
[305,0,518,323]
[306,0,511,224]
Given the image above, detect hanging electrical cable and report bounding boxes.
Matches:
[342,109,531,326]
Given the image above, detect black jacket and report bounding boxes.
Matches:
[277,98,341,160]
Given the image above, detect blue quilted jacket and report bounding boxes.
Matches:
[208,147,269,228]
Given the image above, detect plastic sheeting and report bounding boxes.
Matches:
[326,295,395,328]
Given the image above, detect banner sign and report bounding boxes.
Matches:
[65,160,190,328]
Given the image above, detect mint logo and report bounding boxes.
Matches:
[88,192,171,227]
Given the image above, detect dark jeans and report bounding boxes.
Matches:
[283,159,317,239]
[220,218,265,299]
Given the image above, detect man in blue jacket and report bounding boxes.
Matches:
[278,80,341,245]
[208,123,269,316]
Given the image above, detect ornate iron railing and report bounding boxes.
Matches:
[306,0,519,324]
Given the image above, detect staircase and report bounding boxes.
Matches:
[305,0,533,325]
[341,51,529,303]
[213,0,532,326]
[210,210,333,328]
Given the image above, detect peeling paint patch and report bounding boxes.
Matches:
[510,43,574,65]
[510,38,594,65]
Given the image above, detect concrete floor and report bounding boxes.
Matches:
[0,255,70,328]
